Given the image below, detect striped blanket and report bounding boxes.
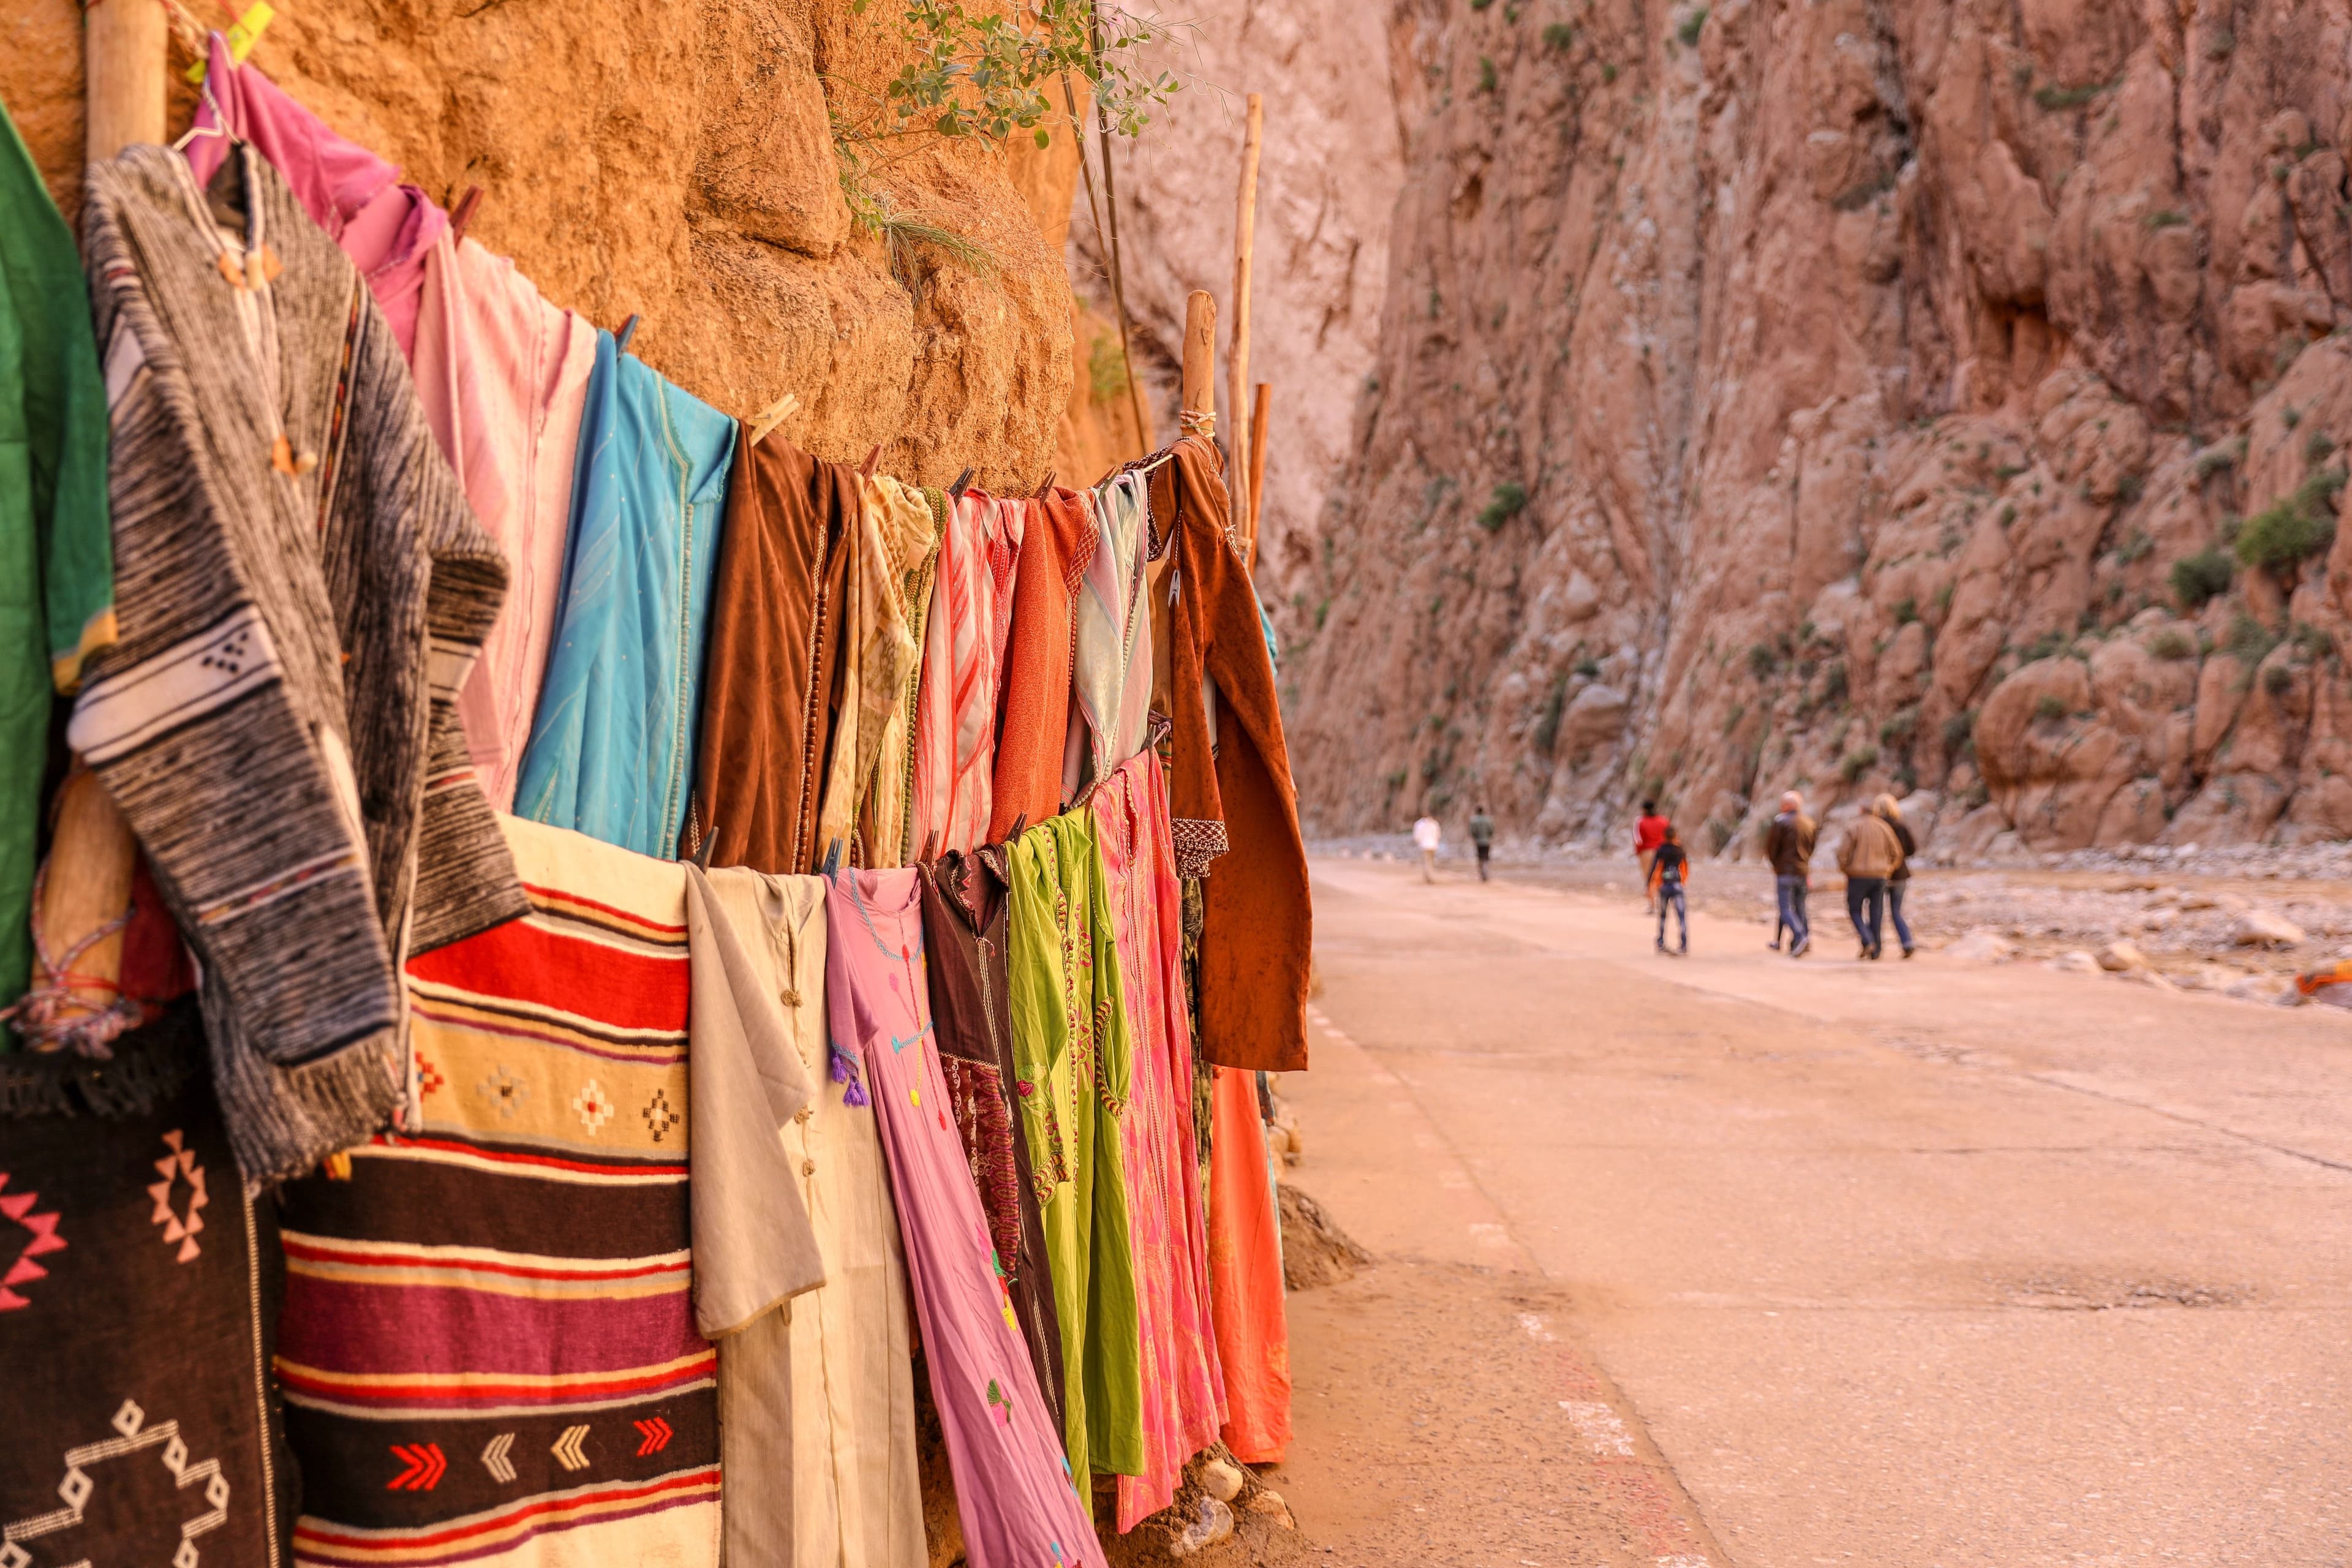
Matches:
[274,817,717,1568]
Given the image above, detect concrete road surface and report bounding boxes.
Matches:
[1272,858,2352,1567]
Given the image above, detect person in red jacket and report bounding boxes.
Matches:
[1633,799,1669,912]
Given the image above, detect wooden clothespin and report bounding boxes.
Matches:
[450,185,485,246]
[1033,470,1057,499]
[861,444,882,478]
[748,391,801,448]
[821,837,845,877]
[1008,813,1028,841]
[616,314,641,355]
[921,831,940,864]
[948,467,976,499]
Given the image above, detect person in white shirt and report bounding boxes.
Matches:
[1412,813,1442,883]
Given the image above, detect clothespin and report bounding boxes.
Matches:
[821,837,844,877]
[948,467,975,499]
[186,2,275,83]
[1008,813,1028,840]
[921,831,940,864]
[616,314,641,355]
[748,391,801,448]
[861,444,882,478]
[450,186,485,246]
[1034,470,1057,499]
[692,823,718,870]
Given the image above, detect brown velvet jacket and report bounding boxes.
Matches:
[1147,437,1311,1073]
[688,432,857,872]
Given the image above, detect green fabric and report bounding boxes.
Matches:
[0,100,115,1012]
[1006,812,1143,1494]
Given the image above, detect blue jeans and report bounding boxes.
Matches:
[1774,874,1809,947]
[1845,876,1887,952]
[1887,880,1913,953]
[1656,881,1687,949]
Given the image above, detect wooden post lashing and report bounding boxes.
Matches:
[85,0,170,162]
[1180,288,1217,428]
[1246,382,1272,568]
[1226,93,1264,544]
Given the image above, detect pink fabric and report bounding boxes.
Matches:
[413,237,598,808]
[910,494,1025,856]
[823,869,1103,1568]
[187,33,447,353]
[1093,752,1226,1531]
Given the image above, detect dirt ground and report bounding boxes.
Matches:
[1265,854,2352,1567]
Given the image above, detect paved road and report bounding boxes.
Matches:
[1275,858,2352,1567]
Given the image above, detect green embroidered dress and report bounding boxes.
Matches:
[1006,811,1144,1493]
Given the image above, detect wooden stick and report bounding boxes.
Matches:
[1246,381,1272,568]
[1226,93,1264,543]
[1180,289,1217,429]
[32,771,138,1033]
[86,0,170,160]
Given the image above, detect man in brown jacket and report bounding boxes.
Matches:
[1836,806,1904,959]
[1762,791,1816,957]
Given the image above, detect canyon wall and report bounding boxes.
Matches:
[1281,0,2352,857]
[4,0,1074,490]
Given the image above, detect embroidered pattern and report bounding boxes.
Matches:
[0,1399,229,1568]
[415,1052,445,1098]
[641,1088,680,1142]
[477,1065,529,1118]
[571,1080,614,1134]
[147,1130,208,1264]
[1167,815,1229,879]
[0,1174,66,1311]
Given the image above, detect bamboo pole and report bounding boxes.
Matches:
[1181,288,1217,427]
[85,0,170,161]
[1225,93,1264,546]
[1246,381,1272,568]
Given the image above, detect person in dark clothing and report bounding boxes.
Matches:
[1877,793,1918,958]
[1469,805,1496,882]
[1762,790,1816,958]
[1649,824,1690,955]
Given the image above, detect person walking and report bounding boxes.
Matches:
[1633,799,1668,913]
[1650,824,1691,955]
[1836,804,1903,959]
[1762,791,1816,958]
[1413,812,1442,883]
[1878,794,1918,958]
[1468,804,1496,883]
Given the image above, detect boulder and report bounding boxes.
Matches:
[1945,928,2018,963]
[2231,908,2307,949]
[2095,940,2150,972]
[2049,950,2105,973]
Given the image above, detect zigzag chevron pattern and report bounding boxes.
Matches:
[480,1431,516,1483]
[549,1425,590,1472]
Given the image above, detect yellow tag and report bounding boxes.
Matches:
[185,4,278,84]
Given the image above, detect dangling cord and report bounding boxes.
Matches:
[0,859,141,1058]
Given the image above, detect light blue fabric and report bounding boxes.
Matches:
[514,331,735,858]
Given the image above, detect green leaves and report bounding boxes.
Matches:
[846,1,1179,149]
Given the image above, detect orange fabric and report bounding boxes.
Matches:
[987,489,1096,840]
[1206,1066,1289,1463]
[1150,438,1311,1073]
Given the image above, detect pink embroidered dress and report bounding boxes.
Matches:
[910,494,1024,855]
[1091,752,1226,1529]
[823,868,1102,1568]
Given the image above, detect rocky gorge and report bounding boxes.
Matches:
[1240,0,2352,860]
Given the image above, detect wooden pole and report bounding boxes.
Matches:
[1155,288,1219,706]
[1246,381,1272,568]
[85,0,170,161]
[1181,288,1217,427]
[1226,93,1264,545]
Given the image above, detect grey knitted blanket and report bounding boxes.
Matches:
[73,143,526,1183]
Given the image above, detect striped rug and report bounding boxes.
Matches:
[274,818,717,1568]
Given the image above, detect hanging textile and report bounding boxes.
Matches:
[413,238,598,810]
[813,474,926,866]
[186,34,446,353]
[1064,470,1152,800]
[823,868,1104,1568]
[0,1008,293,1566]
[274,818,721,1568]
[1005,814,1142,1495]
[514,333,735,860]
[689,434,857,874]
[909,493,1023,856]
[857,475,940,868]
[0,104,113,1012]
[689,864,925,1568]
[987,488,1096,840]
[74,145,524,1183]
[1205,1065,1291,1464]
[918,847,1068,1441]
[1090,751,1225,1530]
[1149,436,1310,1074]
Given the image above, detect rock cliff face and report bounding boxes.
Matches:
[6,1,1073,489]
[1282,0,2352,856]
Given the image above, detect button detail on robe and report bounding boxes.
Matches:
[793,1106,812,1124]
[801,1158,816,1176]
